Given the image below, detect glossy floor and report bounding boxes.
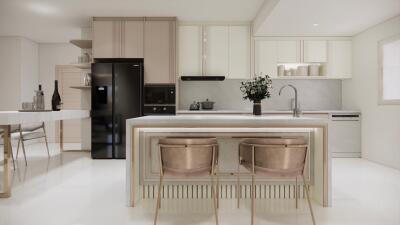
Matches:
[1,143,399,225]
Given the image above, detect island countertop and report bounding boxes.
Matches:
[127,114,328,127]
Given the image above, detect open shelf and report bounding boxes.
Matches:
[70,40,92,49]
[271,76,349,80]
[70,63,91,69]
[70,86,91,90]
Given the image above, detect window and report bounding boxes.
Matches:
[379,35,400,105]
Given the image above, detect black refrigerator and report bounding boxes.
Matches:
[91,59,143,159]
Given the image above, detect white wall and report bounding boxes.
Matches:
[342,16,400,170]
[38,43,80,142]
[0,37,38,110]
[20,38,39,103]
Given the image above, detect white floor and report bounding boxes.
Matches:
[1,143,400,225]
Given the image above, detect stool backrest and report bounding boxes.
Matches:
[159,137,217,176]
[240,137,308,176]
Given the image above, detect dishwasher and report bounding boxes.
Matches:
[329,113,361,158]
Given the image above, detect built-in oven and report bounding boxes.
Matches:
[144,84,176,115]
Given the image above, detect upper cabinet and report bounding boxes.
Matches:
[327,40,352,78]
[277,40,301,63]
[144,19,176,84]
[205,25,229,76]
[92,17,176,84]
[178,24,251,79]
[253,37,351,79]
[93,18,144,58]
[178,25,203,76]
[123,20,144,58]
[254,40,277,77]
[303,40,327,63]
[228,26,251,79]
[93,20,117,58]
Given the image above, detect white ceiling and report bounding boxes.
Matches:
[254,0,400,36]
[0,0,399,43]
[0,0,264,43]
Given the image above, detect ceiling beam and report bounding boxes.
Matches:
[252,0,280,35]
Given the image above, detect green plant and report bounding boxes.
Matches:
[240,74,272,102]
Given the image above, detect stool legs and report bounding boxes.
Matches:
[251,175,255,225]
[237,145,241,208]
[295,176,298,209]
[211,172,219,225]
[153,173,163,225]
[303,175,316,225]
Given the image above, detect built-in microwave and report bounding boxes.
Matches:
[144,84,176,115]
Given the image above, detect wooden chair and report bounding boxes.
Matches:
[238,137,316,225]
[154,137,219,225]
[13,122,50,166]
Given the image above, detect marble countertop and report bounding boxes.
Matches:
[127,114,328,127]
[0,110,90,125]
[177,109,361,115]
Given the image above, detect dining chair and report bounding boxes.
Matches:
[238,137,316,225]
[154,137,219,225]
[14,122,50,166]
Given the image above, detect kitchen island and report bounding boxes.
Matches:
[126,115,330,207]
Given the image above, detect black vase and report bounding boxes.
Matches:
[253,100,261,115]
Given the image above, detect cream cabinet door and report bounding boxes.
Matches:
[228,25,251,79]
[123,20,144,58]
[277,40,301,63]
[303,40,327,62]
[327,40,352,78]
[56,66,82,143]
[93,20,121,58]
[178,25,203,76]
[254,40,277,78]
[204,25,229,76]
[144,20,176,84]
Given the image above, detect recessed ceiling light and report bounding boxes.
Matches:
[29,3,58,15]
[313,23,319,27]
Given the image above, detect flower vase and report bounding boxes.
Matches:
[253,100,261,115]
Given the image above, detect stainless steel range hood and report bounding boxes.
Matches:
[180,76,225,81]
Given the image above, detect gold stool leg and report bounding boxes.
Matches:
[295,176,298,209]
[211,173,219,225]
[237,145,241,209]
[16,137,20,158]
[154,174,163,225]
[251,175,255,225]
[302,175,316,225]
[216,169,219,208]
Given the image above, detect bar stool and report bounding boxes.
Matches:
[154,137,219,225]
[238,137,316,225]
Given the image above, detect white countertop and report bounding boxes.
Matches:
[127,114,328,127]
[0,110,90,125]
[177,110,361,115]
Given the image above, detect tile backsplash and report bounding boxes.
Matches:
[179,79,342,111]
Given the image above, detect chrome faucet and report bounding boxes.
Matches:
[279,84,301,117]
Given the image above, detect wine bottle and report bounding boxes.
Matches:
[51,80,61,111]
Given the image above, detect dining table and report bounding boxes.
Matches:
[0,110,90,198]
